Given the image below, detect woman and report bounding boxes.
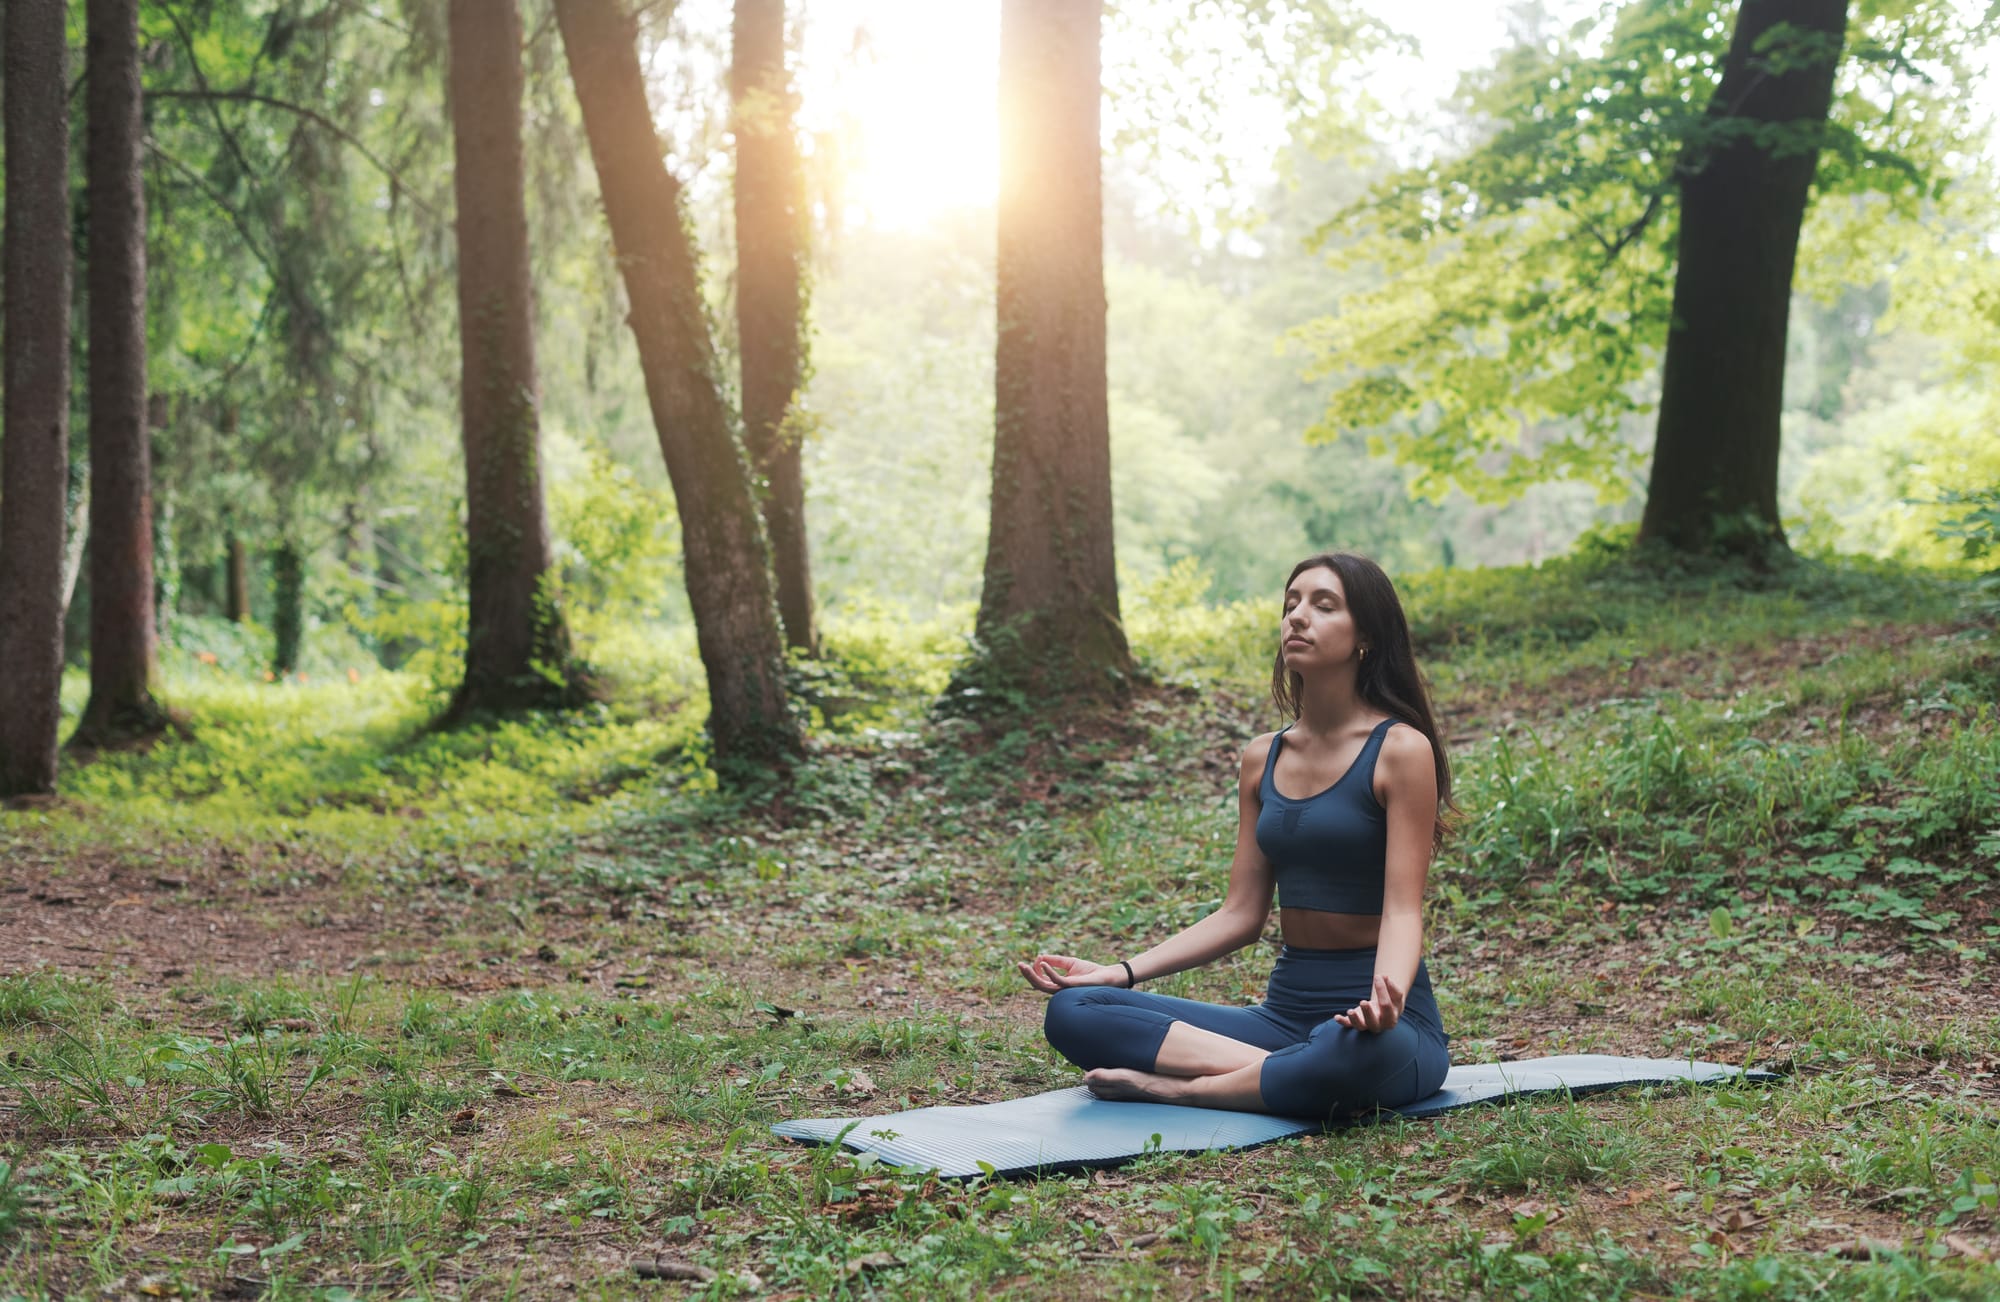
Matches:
[1017,552,1452,1119]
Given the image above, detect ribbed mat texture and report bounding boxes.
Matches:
[770,1054,1776,1177]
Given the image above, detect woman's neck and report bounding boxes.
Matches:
[1292,673,1371,737]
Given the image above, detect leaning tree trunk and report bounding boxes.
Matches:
[0,0,73,796]
[1639,0,1848,557]
[554,0,800,774]
[72,0,170,748]
[731,0,817,655]
[442,0,584,720]
[972,0,1131,699]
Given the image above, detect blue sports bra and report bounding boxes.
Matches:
[1255,719,1397,915]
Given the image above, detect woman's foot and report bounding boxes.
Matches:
[1083,1067,1191,1102]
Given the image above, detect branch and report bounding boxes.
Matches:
[144,87,443,220]
[160,6,263,190]
[142,137,293,301]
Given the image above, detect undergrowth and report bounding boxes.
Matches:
[2,553,1994,1298]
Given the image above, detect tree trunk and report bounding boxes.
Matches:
[731,0,817,656]
[72,0,170,748]
[61,482,89,623]
[441,0,585,720]
[554,0,800,774]
[226,533,249,622]
[0,0,73,797]
[1638,0,1848,557]
[971,0,1130,699]
[271,540,303,676]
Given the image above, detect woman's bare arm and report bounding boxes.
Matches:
[1019,737,1277,991]
[1337,723,1436,1030]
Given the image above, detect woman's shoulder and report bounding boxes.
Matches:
[1375,719,1438,798]
[1238,730,1283,781]
[1377,718,1435,763]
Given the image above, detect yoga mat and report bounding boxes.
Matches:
[771,1054,1778,1178]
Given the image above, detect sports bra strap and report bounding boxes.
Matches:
[1261,725,1292,788]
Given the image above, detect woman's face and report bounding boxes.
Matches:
[1280,565,1362,669]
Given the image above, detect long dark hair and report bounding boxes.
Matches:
[1269,552,1455,845]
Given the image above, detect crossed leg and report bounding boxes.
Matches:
[1044,985,1440,1118]
[1082,1020,1272,1110]
[1043,986,1292,1112]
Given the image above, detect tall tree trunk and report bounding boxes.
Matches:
[972,0,1130,698]
[226,533,249,622]
[72,0,169,748]
[554,0,800,774]
[731,0,817,655]
[270,540,303,676]
[0,0,73,797]
[442,0,585,720]
[1638,0,1848,557]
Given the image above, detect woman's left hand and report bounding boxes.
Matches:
[1335,974,1405,1033]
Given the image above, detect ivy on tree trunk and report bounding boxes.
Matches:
[441,0,587,721]
[970,0,1131,703]
[731,0,818,656]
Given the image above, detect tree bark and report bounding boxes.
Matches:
[731,0,817,655]
[1639,0,1848,557]
[442,0,585,720]
[72,0,170,748]
[271,540,303,676]
[226,533,249,622]
[972,0,1131,698]
[0,0,73,796]
[554,0,800,774]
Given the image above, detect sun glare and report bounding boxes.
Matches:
[802,0,1000,231]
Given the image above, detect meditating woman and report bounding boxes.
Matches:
[1018,552,1452,1119]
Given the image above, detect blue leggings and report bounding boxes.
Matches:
[1043,946,1450,1120]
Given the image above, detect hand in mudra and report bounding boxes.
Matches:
[1334,973,1405,1033]
[1016,953,1127,993]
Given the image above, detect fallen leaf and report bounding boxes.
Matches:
[841,1252,903,1277]
[631,1258,715,1282]
[1944,1234,1991,1263]
[449,1108,479,1134]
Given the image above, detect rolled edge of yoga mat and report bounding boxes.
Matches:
[770,1053,1781,1179]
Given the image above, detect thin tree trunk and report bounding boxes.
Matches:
[1639,0,1848,557]
[731,0,817,655]
[0,0,73,796]
[554,0,800,774]
[442,0,585,720]
[61,483,90,622]
[972,0,1130,699]
[72,0,169,748]
[226,533,249,622]
[271,540,303,676]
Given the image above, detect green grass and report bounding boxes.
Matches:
[2,553,1996,1298]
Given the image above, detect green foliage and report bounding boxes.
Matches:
[1291,0,1995,502]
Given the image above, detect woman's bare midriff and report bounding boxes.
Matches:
[1279,907,1382,950]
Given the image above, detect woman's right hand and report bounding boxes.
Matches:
[1016,953,1127,994]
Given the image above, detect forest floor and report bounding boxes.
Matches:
[2,554,1997,1300]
